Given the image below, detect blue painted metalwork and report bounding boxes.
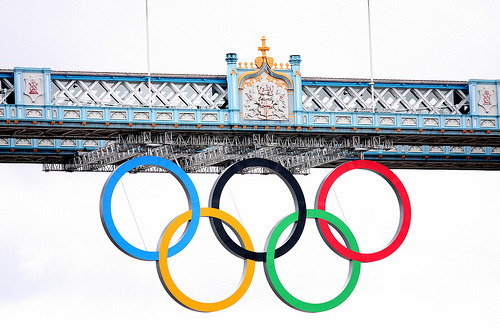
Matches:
[225,53,239,112]
[2,106,492,130]
[302,80,469,90]
[0,58,499,169]
[51,74,226,84]
[290,55,302,113]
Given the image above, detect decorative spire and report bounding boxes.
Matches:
[254,36,274,69]
[258,36,270,58]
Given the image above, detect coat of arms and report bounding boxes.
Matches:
[478,85,497,114]
[23,74,44,103]
[242,73,288,120]
[238,37,293,121]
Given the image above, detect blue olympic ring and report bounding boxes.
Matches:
[99,156,200,261]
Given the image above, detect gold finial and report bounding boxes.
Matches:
[258,36,270,58]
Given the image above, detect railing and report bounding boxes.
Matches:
[50,73,228,109]
[298,111,497,130]
[0,137,105,150]
[1,70,472,116]
[301,79,469,115]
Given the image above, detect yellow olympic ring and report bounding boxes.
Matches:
[157,207,255,312]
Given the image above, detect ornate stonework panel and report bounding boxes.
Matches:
[423,117,439,126]
[60,139,77,147]
[133,111,150,120]
[241,72,289,121]
[444,118,461,127]
[471,147,486,154]
[22,73,44,105]
[479,118,496,127]
[156,111,173,121]
[313,115,330,124]
[379,116,396,125]
[63,109,81,118]
[407,146,423,153]
[335,115,351,124]
[110,111,127,119]
[357,116,374,125]
[38,139,55,146]
[477,85,497,115]
[450,146,465,154]
[26,108,43,117]
[201,112,218,121]
[83,140,99,147]
[179,112,195,121]
[87,110,104,119]
[401,117,417,126]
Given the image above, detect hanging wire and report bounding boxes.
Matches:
[145,0,152,108]
[331,186,350,227]
[367,0,376,113]
[121,179,149,251]
[228,185,244,225]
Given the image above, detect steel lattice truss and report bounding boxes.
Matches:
[302,84,469,114]
[51,78,228,109]
[42,132,392,174]
[49,76,468,114]
[0,77,14,105]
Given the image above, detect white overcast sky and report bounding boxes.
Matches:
[1,1,500,332]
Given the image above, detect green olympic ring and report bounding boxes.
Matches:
[265,209,361,312]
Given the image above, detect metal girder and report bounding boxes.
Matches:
[42,132,389,174]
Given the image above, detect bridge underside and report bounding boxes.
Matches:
[1,128,499,173]
[0,121,499,146]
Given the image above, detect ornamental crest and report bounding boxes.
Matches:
[23,74,44,103]
[478,85,497,114]
[238,37,293,121]
[242,72,288,120]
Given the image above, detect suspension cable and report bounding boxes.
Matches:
[228,185,244,226]
[367,0,375,113]
[121,179,149,251]
[145,0,152,107]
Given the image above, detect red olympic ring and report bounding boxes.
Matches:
[315,160,411,263]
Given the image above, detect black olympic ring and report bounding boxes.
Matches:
[208,158,307,261]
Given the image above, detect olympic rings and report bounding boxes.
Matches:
[315,160,411,263]
[209,158,307,261]
[100,156,411,312]
[265,209,360,312]
[157,208,255,312]
[100,156,200,260]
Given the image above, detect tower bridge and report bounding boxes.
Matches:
[1,39,499,173]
